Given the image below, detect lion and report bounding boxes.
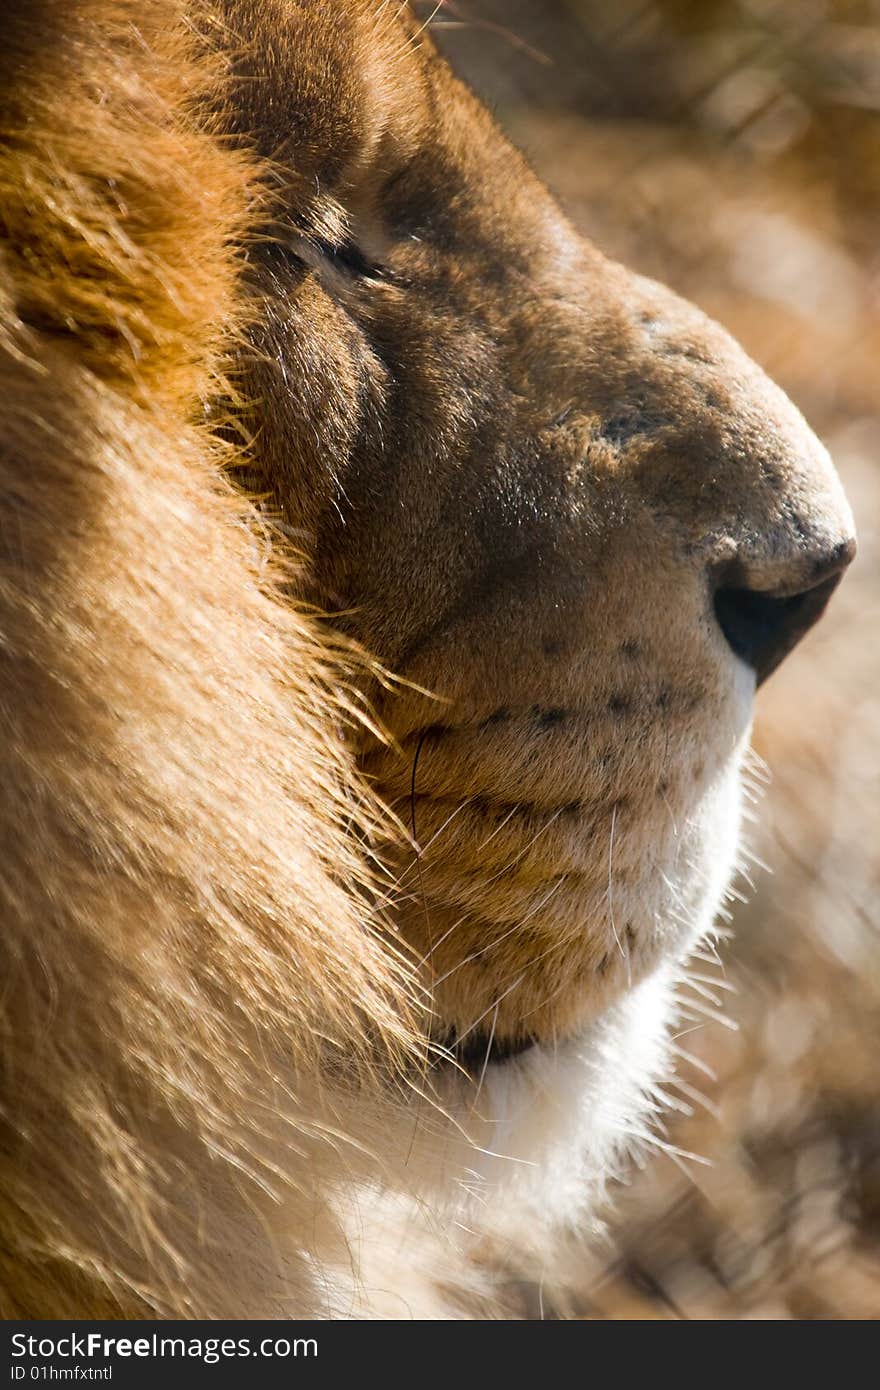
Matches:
[0,0,855,1319]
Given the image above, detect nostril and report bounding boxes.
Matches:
[713,541,854,685]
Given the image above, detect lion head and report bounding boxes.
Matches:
[233,0,854,1055]
[0,0,854,1318]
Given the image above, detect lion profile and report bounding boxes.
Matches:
[0,0,855,1319]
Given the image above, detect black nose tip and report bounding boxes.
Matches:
[713,538,856,685]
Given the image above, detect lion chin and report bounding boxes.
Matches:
[0,0,854,1319]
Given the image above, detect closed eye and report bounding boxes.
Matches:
[277,231,387,282]
[313,235,379,278]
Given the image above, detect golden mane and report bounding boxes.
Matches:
[0,0,417,1318]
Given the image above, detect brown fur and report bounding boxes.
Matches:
[228,1,853,1043]
[0,0,419,1319]
[0,0,854,1318]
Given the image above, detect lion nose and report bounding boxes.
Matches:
[713,536,856,685]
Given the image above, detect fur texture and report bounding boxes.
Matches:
[0,0,855,1318]
[0,0,419,1319]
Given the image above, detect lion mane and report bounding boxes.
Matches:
[0,0,422,1319]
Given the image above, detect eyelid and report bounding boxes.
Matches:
[287,231,384,280]
[316,237,378,278]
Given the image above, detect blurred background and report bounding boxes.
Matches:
[419,0,879,1319]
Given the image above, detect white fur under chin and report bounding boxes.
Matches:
[323,751,747,1318]
[458,967,678,1222]
[324,974,673,1317]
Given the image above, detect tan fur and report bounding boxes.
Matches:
[0,0,419,1319]
[0,0,854,1318]
[228,0,853,1045]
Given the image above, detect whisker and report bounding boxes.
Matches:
[404,729,433,1165]
[431,876,566,987]
[472,1002,499,1106]
[474,806,565,889]
[453,971,527,1047]
[477,802,520,851]
[415,909,470,968]
[606,803,631,985]
[394,796,477,884]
